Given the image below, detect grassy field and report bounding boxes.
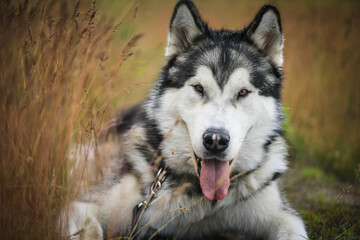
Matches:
[0,0,359,239]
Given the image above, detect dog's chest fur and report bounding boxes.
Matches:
[138,180,283,239]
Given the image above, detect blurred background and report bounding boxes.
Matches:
[99,0,360,182]
[0,0,359,239]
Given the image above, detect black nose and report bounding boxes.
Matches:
[203,129,230,154]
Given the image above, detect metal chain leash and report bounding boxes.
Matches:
[130,167,167,238]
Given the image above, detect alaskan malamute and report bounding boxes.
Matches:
[62,1,308,239]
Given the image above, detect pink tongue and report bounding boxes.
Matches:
[200,159,230,201]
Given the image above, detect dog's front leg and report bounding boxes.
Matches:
[228,183,308,240]
[267,208,308,240]
[253,184,308,240]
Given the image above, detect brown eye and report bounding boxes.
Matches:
[193,84,204,95]
[238,89,250,98]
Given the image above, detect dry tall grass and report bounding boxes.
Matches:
[0,1,141,238]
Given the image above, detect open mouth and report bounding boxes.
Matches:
[194,153,232,201]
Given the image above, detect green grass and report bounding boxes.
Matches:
[300,203,360,240]
[285,166,360,240]
[302,167,324,181]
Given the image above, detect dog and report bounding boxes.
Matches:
[62,1,308,239]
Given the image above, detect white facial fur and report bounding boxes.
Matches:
[155,65,279,167]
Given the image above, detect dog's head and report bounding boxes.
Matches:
[148,0,284,201]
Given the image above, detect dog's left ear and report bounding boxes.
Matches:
[165,0,206,58]
[246,5,284,67]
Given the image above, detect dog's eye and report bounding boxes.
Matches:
[238,89,250,98]
[193,84,204,95]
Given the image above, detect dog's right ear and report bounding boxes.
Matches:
[165,0,206,58]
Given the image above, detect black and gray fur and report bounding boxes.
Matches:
[61,1,308,239]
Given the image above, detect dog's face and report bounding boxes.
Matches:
[149,1,284,201]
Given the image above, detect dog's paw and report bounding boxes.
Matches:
[79,216,103,240]
[274,228,308,240]
[65,216,103,240]
[59,201,103,240]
